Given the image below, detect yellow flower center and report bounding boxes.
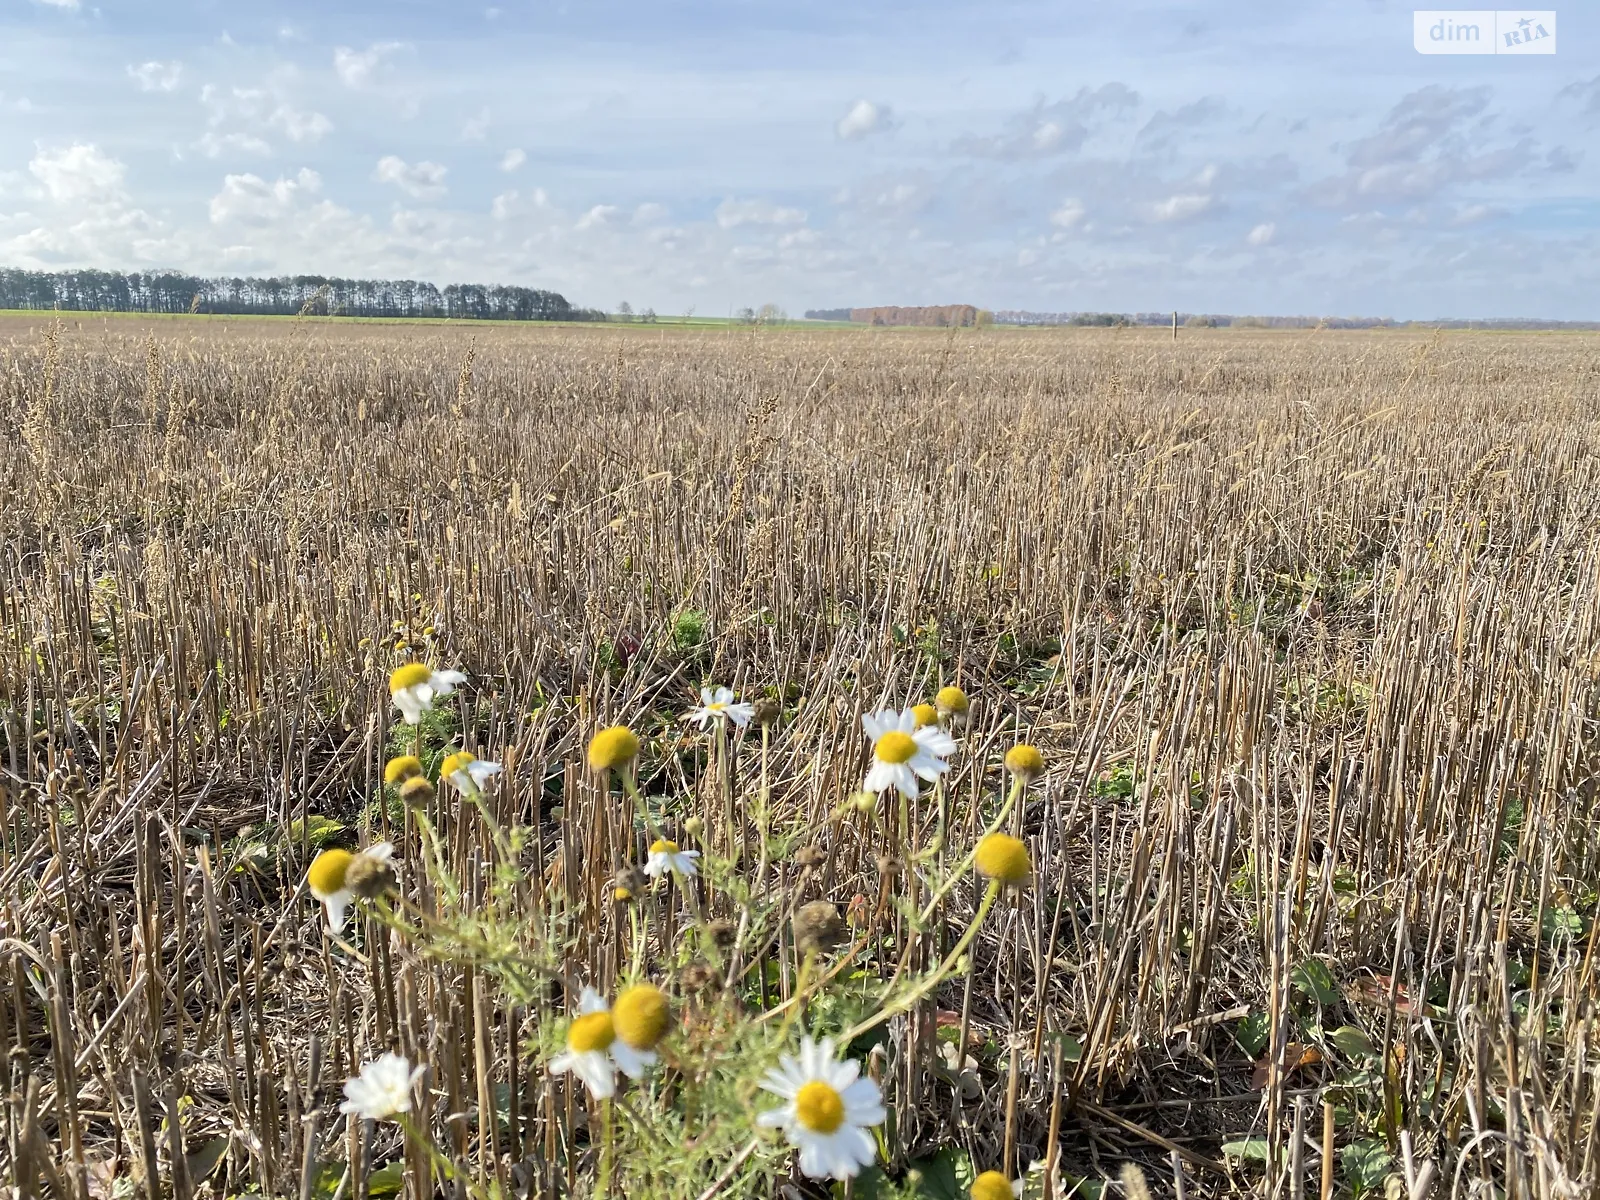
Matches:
[389,663,432,693]
[307,849,353,897]
[874,730,917,764]
[384,755,423,784]
[912,704,939,729]
[971,1171,1014,1200]
[588,726,641,771]
[650,839,679,856]
[794,1081,845,1133]
[935,685,969,715]
[567,1011,615,1053]
[439,751,475,780]
[1004,744,1044,779]
[974,833,1031,885]
[707,701,727,712]
[613,984,670,1049]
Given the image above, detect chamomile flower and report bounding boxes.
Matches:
[389,663,468,725]
[911,703,939,729]
[340,1053,425,1122]
[438,749,503,797]
[970,1170,1019,1200]
[588,726,641,773]
[758,1035,885,1181]
[610,983,670,1078]
[550,987,618,1099]
[974,833,1031,886]
[684,685,756,730]
[644,838,701,880]
[307,843,397,932]
[861,708,957,799]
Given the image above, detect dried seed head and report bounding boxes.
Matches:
[398,775,435,807]
[751,698,781,726]
[707,919,737,949]
[679,961,719,994]
[614,865,647,898]
[875,854,903,879]
[344,852,396,900]
[1119,1165,1152,1200]
[793,845,828,870]
[793,901,845,955]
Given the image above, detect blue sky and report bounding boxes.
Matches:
[1,0,1597,317]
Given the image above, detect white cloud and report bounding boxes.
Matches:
[1050,198,1086,228]
[30,144,125,203]
[715,198,806,228]
[1246,221,1276,245]
[632,202,667,225]
[576,204,620,230]
[196,84,332,157]
[33,0,79,9]
[500,148,526,172]
[210,168,323,226]
[462,109,491,142]
[334,42,405,89]
[128,61,183,93]
[196,131,272,158]
[374,156,448,199]
[837,100,891,141]
[1148,193,1214,222]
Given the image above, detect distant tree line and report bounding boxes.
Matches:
[0,269,607,322]
[803,308,853,321]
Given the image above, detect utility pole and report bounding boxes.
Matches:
[1172,310,1178,340]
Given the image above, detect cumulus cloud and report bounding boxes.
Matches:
[334,42,405,89]
[1305,85,1540,208]
[500,148,526,172]
[462,108,491,142]
[575,204,620,230]
[1050,198,1086,228]
[210,168,323,226]
[31,143,125,203]
[837,100,892,140]
[715,197,806,228]
[1246,221,1275,245]
[374,156,448,199]
[1148,193,1214,222]
[128,61,183,93]
[953,84,1139,159]
[197,84,332,158]
[632,202,667,225]
[1135,97,1226,154]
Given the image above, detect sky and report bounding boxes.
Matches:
[1,0,1597,319]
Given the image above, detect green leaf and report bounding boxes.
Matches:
[367,1162,405,1198]
[1541,905,1585,943]
[1235,1011,1270,1057]
[1292,960,1339,1007]
[286,815,347,849]
[1340,1139,1393,1196]
[914,1147,976,1200]
[1329,1025,1379,1062]
[1222,1137,1278,1167]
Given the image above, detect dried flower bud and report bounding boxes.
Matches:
[344,853,396,900]
[752,698,781,726]
[680,961,719,994]
[399,775,435,807]
[707,919,737,949]
[793,901,845,956]
[875,854,903,879]
[793,845,828,871]
[683,816,706,842]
